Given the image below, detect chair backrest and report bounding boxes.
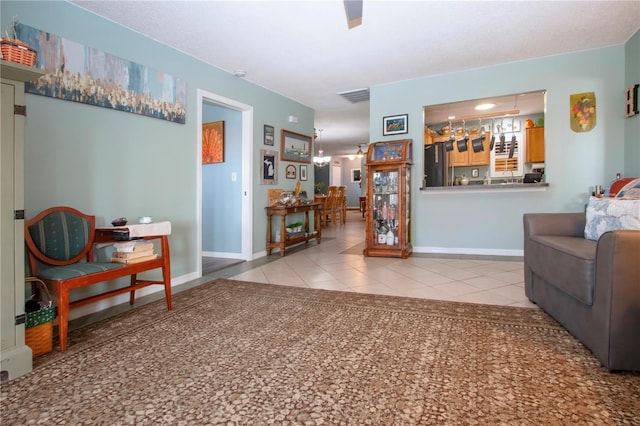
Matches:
[25,206,96,270]
[335,186,346,206]
[324,186,338,209]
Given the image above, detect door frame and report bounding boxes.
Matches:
[197,89,253,274]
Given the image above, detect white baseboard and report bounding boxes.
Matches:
[202,251,243,259]
[412,246,523,257]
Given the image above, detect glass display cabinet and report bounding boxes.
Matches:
[363,139,413,258]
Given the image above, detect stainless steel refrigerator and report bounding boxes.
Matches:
[424,142,449,187]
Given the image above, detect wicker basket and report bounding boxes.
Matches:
[1,38,37,67]
[24,277,55,358]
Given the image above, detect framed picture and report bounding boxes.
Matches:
[351,168,361,182]
[281,129,312,163]
[570,92,596,132]
[625,84,639,117]
[260,149,278,185]
[383,114,408,136]
[202,121,224,164]
[264,124,275,146]
[286,164,297,179]
[300,165,308,181]
[471,168,479,178]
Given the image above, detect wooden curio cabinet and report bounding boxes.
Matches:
[363,139,412,258]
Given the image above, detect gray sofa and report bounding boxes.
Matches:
[523,213,640,371]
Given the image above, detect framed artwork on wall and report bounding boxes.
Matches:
[260,150,278,185]
[383,114,408,136]
[17,23,186,124]
[570,92,596,132]
[286,164,297,179]
[351,169,361,182]
[264,124,275,145]
[300,165,308,181]
[625,84,639,117]
[202,121,224,164]
[281,129,312,163]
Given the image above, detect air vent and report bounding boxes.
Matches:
[337,88,369,103]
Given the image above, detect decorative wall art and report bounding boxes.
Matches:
[300,165,308,181]
[260,150,278,185]
[202,121,224,164]
[264,124,275,145]
[16,23,186,124]
[383,114,408,136]
[625,84,639,118]
[351,169,362,182]
[286,164,297,179]
[570,92,596,132]
[281,130,312,163]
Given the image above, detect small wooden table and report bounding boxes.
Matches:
[266,203,322,256]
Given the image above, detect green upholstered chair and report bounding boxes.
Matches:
[25,206,125,280]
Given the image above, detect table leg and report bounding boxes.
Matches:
[279,215,286,256]
[55,282,70,352]
[266,213,273,255]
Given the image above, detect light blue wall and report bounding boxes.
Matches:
[2,1,314,287]
[625,30,640,177]
[202,102,241,254]
[371,44,634,254]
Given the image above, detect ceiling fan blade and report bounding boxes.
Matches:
[343,0,363,29]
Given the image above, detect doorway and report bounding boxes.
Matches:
[197,89,253,277]
[331,163,342,186]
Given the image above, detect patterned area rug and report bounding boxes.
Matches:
[2,279,639,424]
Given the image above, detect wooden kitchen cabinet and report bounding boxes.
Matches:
[364,139,412,259]
[425,128,490,166]
[525,127,545,163]
[468,131,491,166]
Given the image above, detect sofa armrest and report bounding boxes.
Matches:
[595,230,640,369]
[523,213,585,239]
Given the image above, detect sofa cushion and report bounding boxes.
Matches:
[528,235,596,305]
[584,197,640,241]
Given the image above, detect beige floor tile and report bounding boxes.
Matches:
[230,211,531,308]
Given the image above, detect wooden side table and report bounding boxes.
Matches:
[266,203,322,256]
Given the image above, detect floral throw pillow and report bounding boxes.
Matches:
[584,197,640,241]
[615,178,640,200]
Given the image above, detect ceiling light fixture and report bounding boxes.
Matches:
[356,144,365,158]
[313,129,331,167]
[475,103,495,111]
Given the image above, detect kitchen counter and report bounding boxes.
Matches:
[420,182,549,193]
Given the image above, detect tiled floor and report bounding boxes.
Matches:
[226,210,537,308]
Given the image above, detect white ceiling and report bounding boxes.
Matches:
[71,0,640,157]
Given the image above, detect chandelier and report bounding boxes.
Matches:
[313,128,331,167]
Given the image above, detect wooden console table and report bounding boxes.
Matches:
[266,203,322,256]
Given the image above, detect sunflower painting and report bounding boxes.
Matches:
[202,121,224,164]
[570,92,596,132]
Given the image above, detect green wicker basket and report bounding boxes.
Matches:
[25,277,55,328]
